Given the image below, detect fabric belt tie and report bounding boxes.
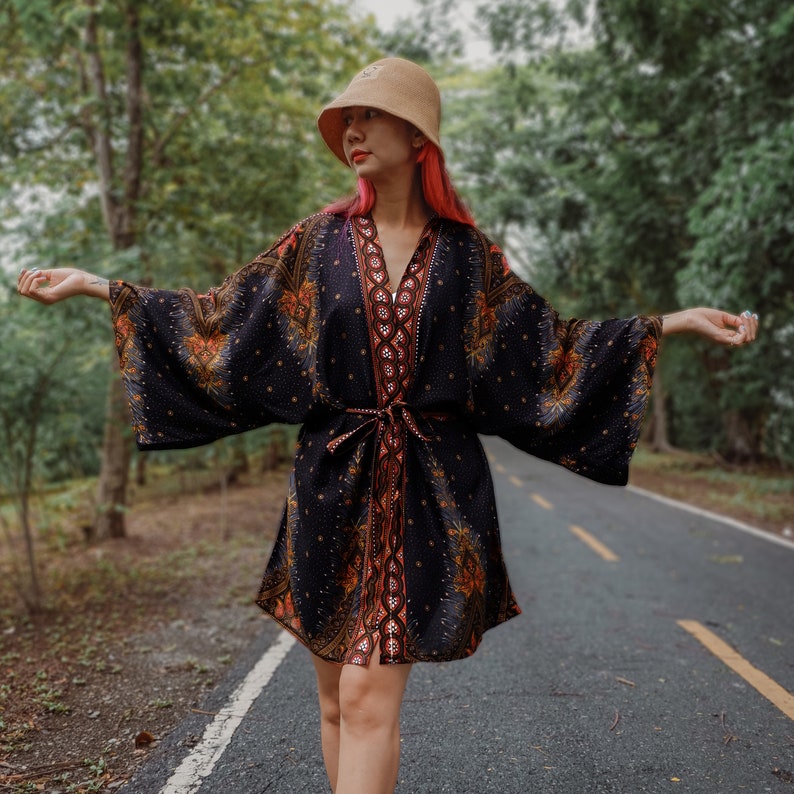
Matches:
[326,402,445,456]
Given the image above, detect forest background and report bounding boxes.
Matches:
[2,0,793,610]
[0,0,792,788]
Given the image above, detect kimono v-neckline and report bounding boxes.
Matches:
[351,214,439,408]
[345,213,441,663]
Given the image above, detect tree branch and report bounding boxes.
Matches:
[152,65,241,165]
[120,0,144,248]
[82,0,118,243]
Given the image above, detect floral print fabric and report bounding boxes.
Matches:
[110,213,660,665]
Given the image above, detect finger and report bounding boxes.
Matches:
[17,267,38,288]
[17,270,40,295]
[740,310,759,342]
[18,270,52,301]
[23,272,47,293]
[727,323,749,347]
[719,312,743,336]
[729,312,748,331]
[735,322,761,347]
[712,313,738,345]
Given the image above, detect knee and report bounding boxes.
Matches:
[338,675,395,735]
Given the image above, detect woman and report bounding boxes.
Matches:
[18,58,758,794]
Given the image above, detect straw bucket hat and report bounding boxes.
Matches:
[317,58,442,166]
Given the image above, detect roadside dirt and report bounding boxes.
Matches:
[0,456,790,792]
[628,456,794,538]
[0,468,289,792]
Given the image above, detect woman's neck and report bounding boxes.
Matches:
[370,170,430,230]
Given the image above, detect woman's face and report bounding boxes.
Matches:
[341,106,423,178]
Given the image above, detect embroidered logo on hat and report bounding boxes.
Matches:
[358,65,382,79]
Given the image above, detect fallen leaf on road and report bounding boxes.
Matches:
[709,554,743,564]
[134,731,155,748]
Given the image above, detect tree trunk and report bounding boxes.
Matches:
[721,409,757,463]
[92,370,132,541]
[642,369,675,452]
[19,488,42,611]
[135,451,147,487]
[5,345,68,608]
[82,1,145,541]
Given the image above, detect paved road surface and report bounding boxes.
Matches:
[125,437,794,793]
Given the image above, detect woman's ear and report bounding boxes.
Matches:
[411,128,427,149]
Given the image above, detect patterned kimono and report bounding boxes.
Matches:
[110,213,660,665]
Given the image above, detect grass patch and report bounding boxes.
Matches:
[630,447,794,533]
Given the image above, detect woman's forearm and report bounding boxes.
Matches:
[17,267,110,303]
[661,306,758,346]
[83,273,111,299]
[660,309,691,336]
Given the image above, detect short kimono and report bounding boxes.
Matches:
[109,212,660,665]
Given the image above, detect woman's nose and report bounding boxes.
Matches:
[346,120,362,142]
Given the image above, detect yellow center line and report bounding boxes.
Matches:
[569,525,620,562]
[677,620,794,721]
[509,475,523,488]
[493,462,506,474]
[531,493,554,510]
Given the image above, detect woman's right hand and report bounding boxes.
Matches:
[17,267,110,303]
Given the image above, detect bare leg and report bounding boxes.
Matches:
[313,654,343,791]
[312,646,412,794]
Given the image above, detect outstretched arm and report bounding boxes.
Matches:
[17,267,110,304]
[662,307,759,347]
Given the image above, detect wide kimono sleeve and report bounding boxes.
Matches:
[464,231,662,486]
[109,215,326,450]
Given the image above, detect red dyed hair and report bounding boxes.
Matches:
[323,143,475,226]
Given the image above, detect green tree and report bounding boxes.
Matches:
[0,312,68,612]
[0,275,107,610]
[456,0,793,461]
[1,0,375,543]
[374,0,465,62]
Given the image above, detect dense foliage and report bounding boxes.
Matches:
[0,0,377,594]
[442,0,793,462]
[0,0,375,486]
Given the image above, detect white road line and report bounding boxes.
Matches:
[627,485,794,551]
[159,631,296,794]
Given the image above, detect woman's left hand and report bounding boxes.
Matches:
[662,307,759,347]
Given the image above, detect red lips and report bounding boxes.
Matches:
[350,149,370,163]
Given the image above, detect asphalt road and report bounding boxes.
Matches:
[124,437,794,793]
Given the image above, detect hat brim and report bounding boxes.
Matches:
[317,100,442,168]
[317,59,442,167]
